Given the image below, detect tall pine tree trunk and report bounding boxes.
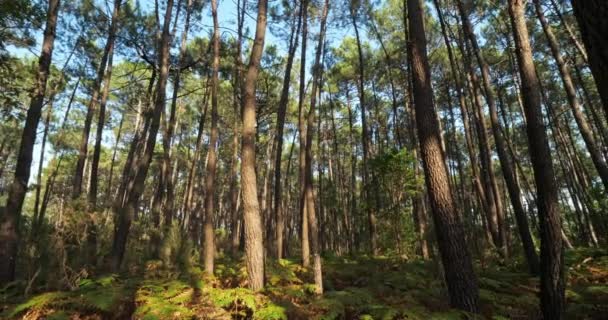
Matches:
[0,0,60,284]
[303,0,329,294]
[202,0,220,274]
[109,0,174,271]
[273,1,301,259]
[241,0,268,291]
[508,1,565,317]
[407,0,479,312]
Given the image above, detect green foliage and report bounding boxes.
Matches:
[134,279,195,319]
[254,304,288,320]
[4,274,134,319]
[4,249,607,319]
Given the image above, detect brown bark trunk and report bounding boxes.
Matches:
[508,1,565,318]
[273,1,302,260]
[303,0,328,294]
[350,2,378,255]
[201,0,219,275]
[407,0,479,312]
[456,0,508,257]
[298,0,310,267]
[109,0,174,271]
[228,0,246,255]
[0,0,60,284]
[241,0,268,291]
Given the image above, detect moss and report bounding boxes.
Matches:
[254,304,288,320]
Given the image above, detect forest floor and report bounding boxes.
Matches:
[1,248,607,320]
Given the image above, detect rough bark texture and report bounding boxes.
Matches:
[508,1,565,318]
[0,0,60,284]
[407,0,479,312]
[241,0,268,291]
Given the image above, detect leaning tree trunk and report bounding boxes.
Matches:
[534,0,608,191]
[0,0,60,284]
[241,0,269,292]
[570,0,608,120]
[508,1,565,318]
[407,0,479,312]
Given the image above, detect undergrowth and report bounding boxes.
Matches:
[1,248,606,319]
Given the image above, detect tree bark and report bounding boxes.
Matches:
[202,0,220,274]
[407,0,479,312]
[109,0,174,271]
[0,0,60,284]
[273,1,302,260]
[241,0,268,291]
[302,0,329,295]
[350,1,378,256]
[508,1,565,318]
[297,0,310,267]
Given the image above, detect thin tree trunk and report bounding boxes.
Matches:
[273,1,302,260]
[303,0,328,294]
[73,0,121,198]
[201,0,219,275]
[88,26,117,265]
[298,0,310,267]
[229,0,246,255]
[350,2,377,255]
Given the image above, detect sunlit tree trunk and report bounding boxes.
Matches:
[407,0,479,312]
[241,0,269,291]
